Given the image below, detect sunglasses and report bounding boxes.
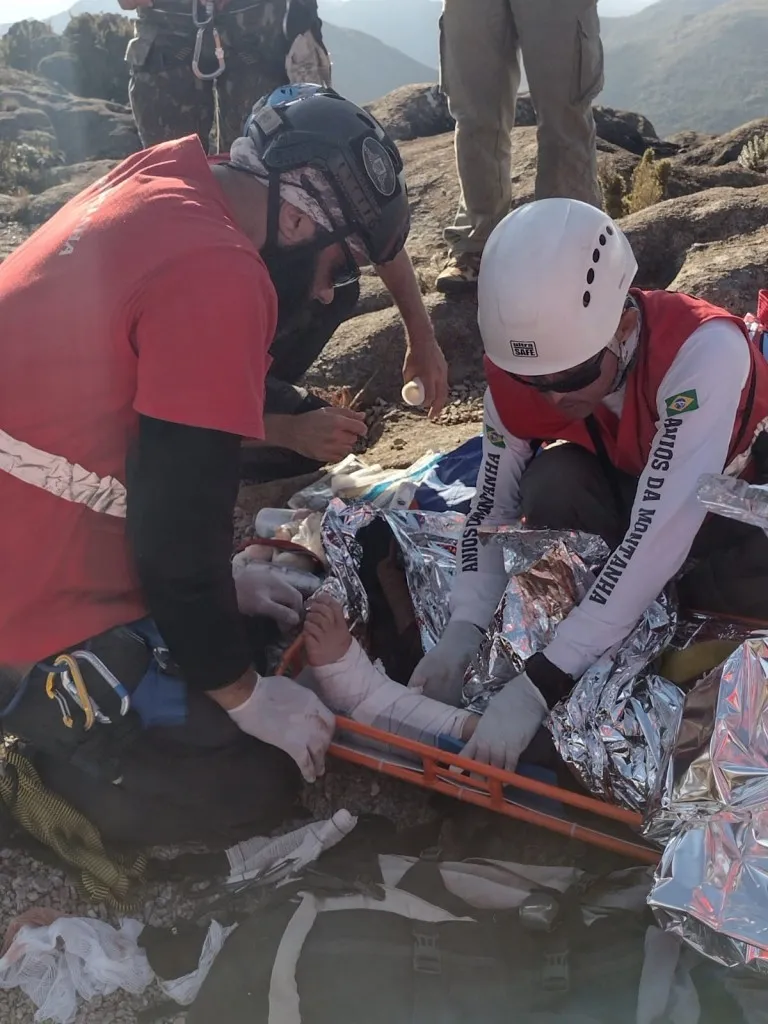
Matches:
[508,345,611,394]
[332,239,361,289]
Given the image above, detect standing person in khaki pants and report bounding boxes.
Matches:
[436,0,604,293]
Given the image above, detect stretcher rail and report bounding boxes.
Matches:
[277,635,658,864]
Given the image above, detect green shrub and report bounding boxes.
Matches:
[623,149,671,215]
[0,140,64,196]
[738,132,768,173]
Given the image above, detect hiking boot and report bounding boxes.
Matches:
[435,253,481,294]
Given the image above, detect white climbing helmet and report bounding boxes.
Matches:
[478,198,638,375]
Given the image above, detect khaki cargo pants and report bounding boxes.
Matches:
[441,0,604,257]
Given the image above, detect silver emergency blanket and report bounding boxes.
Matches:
[697,473,768,533]
[549,592,684,812]
[462,538,599,713]
[647,638,768,971]
[320,501,684,810]
[383,508,464,652]
[318,499,463,649]
[317,499,377,623]
[478,524,609,575]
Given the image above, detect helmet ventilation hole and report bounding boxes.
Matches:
[599,234,607,246]
[592,249,600,262]
[606,225,614,235]
[587,268,595,284]
[583,291,591,307]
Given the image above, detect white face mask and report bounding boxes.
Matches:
[609,297,642,392]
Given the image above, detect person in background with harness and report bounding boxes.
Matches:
[121,0,328,154]
[410,197,768,772]
[0,89,409,846]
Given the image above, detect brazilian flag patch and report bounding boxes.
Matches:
[485,425,506,448]
[664,390,699,416]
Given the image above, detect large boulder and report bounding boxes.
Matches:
[399,129,639,271]
[18,160,118,224]
[664,162,767,199]
[621,185,768,301]
[593,107,670,157]
[0,68,139,164]
[675,118,768,168]
[365,83,454,142]
[0,106,53,141]
[304,294,483,403]
[366,83,668,157]
[669,226,768,316]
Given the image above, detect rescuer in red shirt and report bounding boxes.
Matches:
[0,87,413,845]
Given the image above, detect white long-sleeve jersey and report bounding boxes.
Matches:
[450,319,752,680]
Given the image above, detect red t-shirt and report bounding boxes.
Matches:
[0,137,277,663]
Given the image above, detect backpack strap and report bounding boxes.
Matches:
[729,350,758,462]
[585,415,626,518]
[396,853,484,919]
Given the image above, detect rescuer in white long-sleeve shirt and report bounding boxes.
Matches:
[410,198,768,773]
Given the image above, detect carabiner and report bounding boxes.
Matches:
[192,0,214,28]
[45,654,93,729]
[71,650,131,718]
[192,24,226,80]
[191,0,226,80]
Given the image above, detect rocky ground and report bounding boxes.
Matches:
[1,70,768,1022]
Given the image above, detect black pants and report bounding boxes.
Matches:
[10,618,302,848]
[519,443,768,620]
[241,282,360,484]
[35,691,301,847]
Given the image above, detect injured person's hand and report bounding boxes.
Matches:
[304,593,353,665]
[306,595,477,747]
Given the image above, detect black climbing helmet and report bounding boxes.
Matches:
[243,86,410,265]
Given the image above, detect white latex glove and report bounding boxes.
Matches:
[228,675,335,783]
[462,671,548,772]
[232,555,304,631]
[408,620,483,706]
[285,30,332,86]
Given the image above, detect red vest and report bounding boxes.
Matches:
[485,289,768,477]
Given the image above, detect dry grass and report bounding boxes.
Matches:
[738,132,768,173]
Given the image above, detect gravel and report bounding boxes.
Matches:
[0,388,490,1023]
[0,760,443,1024]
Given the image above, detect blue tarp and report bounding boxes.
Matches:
[413,435,483,514]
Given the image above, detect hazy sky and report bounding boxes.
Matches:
[0,0,64,19]
[0,0,659,25]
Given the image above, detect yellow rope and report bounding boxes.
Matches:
[0,744,145,911]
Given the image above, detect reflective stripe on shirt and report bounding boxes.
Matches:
[0,428,127,519]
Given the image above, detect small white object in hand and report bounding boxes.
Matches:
[401,377,426,407]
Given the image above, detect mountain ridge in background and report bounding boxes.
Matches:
[1,0,437,105]
[600,0,768,134]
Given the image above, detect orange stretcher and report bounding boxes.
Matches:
[277,635,659,865]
